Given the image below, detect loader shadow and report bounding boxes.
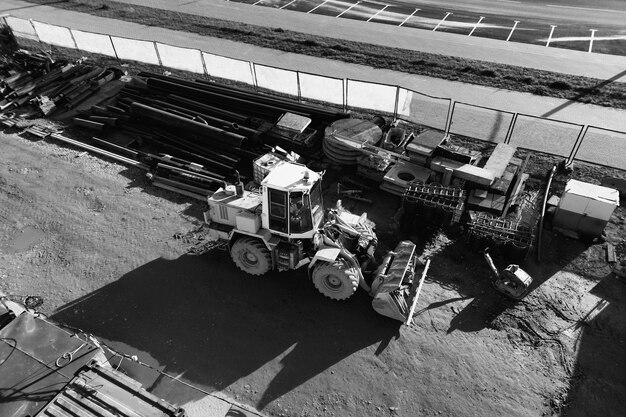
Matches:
[51,250,400,410]
[562,273,626,417]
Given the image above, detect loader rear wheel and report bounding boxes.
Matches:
[231,237,272,276]
[311,259,359,300]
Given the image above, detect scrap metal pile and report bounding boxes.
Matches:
[0,50,119,121]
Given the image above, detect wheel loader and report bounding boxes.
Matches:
[202,161,428,323]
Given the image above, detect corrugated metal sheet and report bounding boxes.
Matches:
[36,362,186,417]
[0,312,185,417]
[0,313,100,417]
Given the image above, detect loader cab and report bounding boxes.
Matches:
[262,163,323,239]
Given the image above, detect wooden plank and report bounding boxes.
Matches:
[490,161,519,195]
[455,164,495,186]
[606,243,617,263]
[431,157,495,186]
[500,154,531,218]
[406,129,446,157]
[484,143,517,178]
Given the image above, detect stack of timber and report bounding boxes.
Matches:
[466,144,530,216]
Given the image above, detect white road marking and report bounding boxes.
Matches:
[539,34,626,42]
[367,5,389,22]
[506,20,519,41]
[588,29,597,53]
[546,4,626,14]
[253,0,264,5]
[468,16,484,37]
[307,0,330,13]
[546,25,557,47]
[336,1,360,18]
[280,0,296,9]
[433,12,452,31]
[399,8,419,27]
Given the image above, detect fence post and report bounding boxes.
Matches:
[568,125,588,163]
[68,28,79,50]
[296,71,302,102]
[393,86,400,121]
[153,41,163,68]
[108,35,121,65]
[250,62,258,92]
[504,113,518,144]
[29,19,41,44]
[444,100,455,136]
[199,51,209,79]
[344,79,349,112]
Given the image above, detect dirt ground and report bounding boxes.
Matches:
[1,129,625,417]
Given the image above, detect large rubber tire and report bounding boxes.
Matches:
[231,237,272,276]
[311,259,359,300]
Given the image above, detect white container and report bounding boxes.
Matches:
[253,153,285,184]
[554,179,619,238]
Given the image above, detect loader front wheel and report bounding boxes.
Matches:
[311,259,359,300]
[231,237,272,276]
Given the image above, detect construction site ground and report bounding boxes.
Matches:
[1,128,625,417]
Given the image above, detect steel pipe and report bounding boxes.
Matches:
[129,102,247,148]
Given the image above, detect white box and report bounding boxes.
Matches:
[236,211,261,233]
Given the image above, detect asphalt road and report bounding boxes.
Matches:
[402,0,626,24]
[246,0,626,54]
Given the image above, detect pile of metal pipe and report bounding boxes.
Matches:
[1,60,119,116]
[128,102,248,149]
[137,71,347,122]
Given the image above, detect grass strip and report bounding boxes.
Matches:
[15,0,626,109]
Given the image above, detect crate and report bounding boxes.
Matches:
[253,152,286,184]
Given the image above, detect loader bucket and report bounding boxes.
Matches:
[371,241,429,323]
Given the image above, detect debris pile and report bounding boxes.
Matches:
[0,50,120,121]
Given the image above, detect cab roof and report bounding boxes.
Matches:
[262,162,321,191]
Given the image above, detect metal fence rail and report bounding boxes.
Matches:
[2,16,625,171]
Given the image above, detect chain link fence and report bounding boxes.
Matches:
[3,16,625,170]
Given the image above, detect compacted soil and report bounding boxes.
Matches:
[1,130,625,417]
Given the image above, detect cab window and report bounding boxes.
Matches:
[269,189,287,233]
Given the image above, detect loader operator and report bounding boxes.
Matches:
[290,194,304,231]
[289,192,313,233]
